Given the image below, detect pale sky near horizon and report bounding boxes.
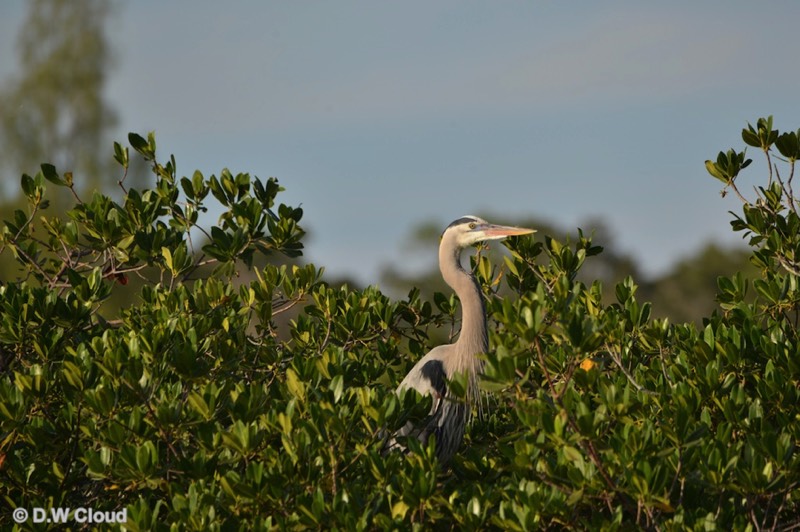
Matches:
[2,2,800,285]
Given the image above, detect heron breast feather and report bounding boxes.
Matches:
[397,345,453,397]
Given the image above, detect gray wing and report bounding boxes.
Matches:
[383,351,468,463]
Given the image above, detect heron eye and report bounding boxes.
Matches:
[468,222,476,229]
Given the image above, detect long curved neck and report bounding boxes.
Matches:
[439,243,489,357]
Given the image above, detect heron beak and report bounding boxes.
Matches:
[480,224,536,239]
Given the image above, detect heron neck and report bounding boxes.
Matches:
[440,245,489,356]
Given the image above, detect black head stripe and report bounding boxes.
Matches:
[447,216,478,229]
[442,216,480,236]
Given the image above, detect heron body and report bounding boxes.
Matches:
[387,215,535,463]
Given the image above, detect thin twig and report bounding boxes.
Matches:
[766,148,774,186]
[271,297,305,317]
[606,344,655,395]
[729,181,749,204]
[774,165,799,217]
[67,184,83,205]
[118,166,129,195]
[12,245,54,285]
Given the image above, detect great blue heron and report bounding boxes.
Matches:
[385,215,535,463]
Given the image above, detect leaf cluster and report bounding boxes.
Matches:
[0,124,799,529]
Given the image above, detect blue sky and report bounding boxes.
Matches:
[2,2,800,284]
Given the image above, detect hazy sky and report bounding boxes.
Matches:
[3,2,800,284]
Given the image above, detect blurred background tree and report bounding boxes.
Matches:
[638,243,756,323]
[0,0,162,315]
[0,0,121,281]
[0,0,117,196]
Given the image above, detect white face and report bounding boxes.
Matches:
[443,215,535,248]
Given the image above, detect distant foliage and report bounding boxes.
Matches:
[1,120,799,529]
[0,0,117,189]
[639,243,757,324]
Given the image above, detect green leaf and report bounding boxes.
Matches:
[41,163,65,186]
[705,160,728,183]
[113,141,129,168]
[562,446,582,462]
[21,174,35,199]
[742,127,761,148]
[330,374,344,403]
[180,177,195,199]
[129,131,156,161]
[129,132,148,153]
[286,368,306,402]
[775,131,800,160]
[161,247,174,273]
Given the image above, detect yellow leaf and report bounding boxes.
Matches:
[391,501,409,519]
[285,368,306,402]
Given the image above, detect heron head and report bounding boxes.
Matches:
[443,215,536,248]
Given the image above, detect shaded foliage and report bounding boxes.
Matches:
[1,120,799,529]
